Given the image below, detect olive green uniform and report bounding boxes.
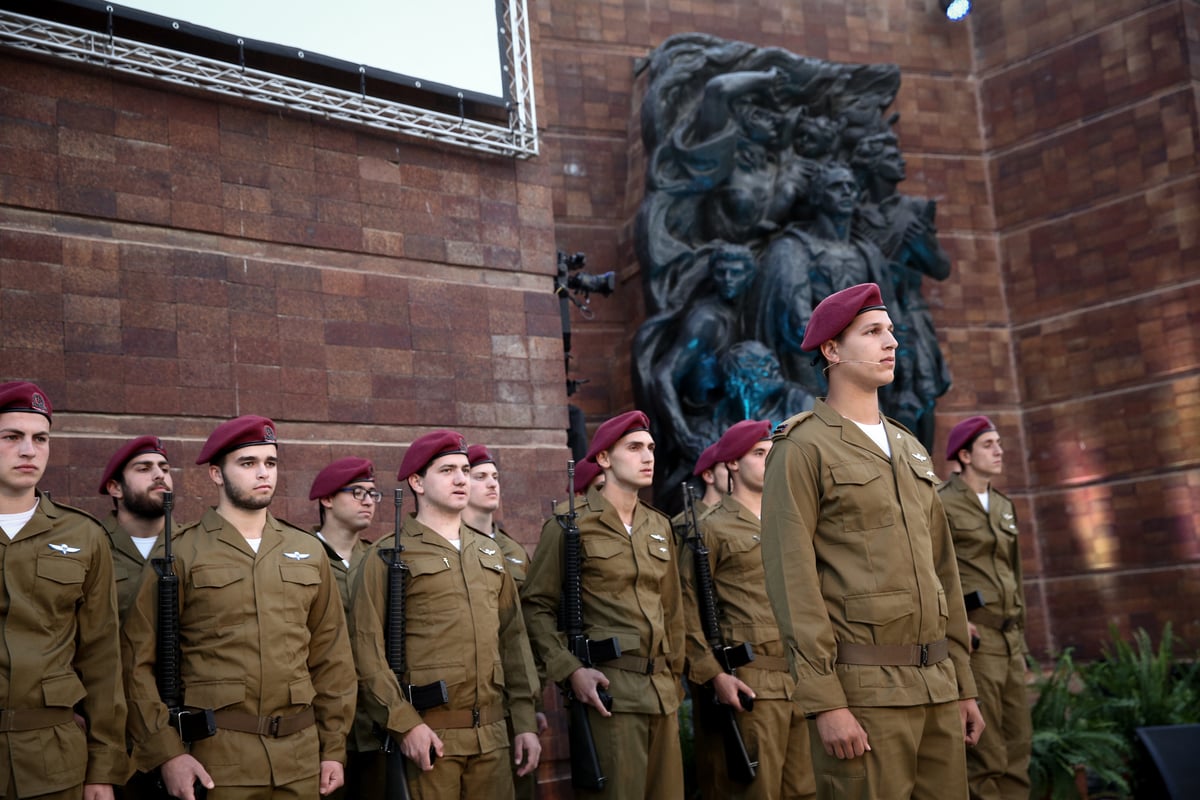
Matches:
[466,522,537,799]
[938,475,1031,800]
[760,402,977,800]
[351,517,539,800]
[680,496,815,800]
[521,487,686,799]
[122,509,355,795]
[102,512,154,628]
[309,531,378,800]
[0,492,129,798]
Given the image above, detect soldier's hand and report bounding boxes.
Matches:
[513,731,542,776]
[401,723,444,770]
[317,760,344,795]
[815,708,871,760]
[535,711,549,735]
[82,786,114,800]
[967,622,981,653]
[161,754,214,800]
[960,698,986,746]
[568,667,612,717]
[712,673,755,711]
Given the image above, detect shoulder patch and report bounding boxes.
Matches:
[772,411,815,439]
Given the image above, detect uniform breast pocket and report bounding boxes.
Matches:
[828,460,894,535]
[720,536,761,581]
[583,536,633,590]
[279,562,321,622]
[407,556,453,617]
[641,534,672,581]
[948,517,989,560]
[474,549,506,608]
[189,564,251,628]
[36,555,86,613]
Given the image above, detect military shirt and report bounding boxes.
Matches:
[760,401,977,715]
[521,487,685,714]
[0,492,128,793]
[465,522,529,587]
[122,509,355,786]
[938,474,1028,655]
[680,496,794,699]
[350,517,539,755]
[309,530,368,615]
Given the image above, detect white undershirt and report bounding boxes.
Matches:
[132,535,158,559]
[852,420,892,457]
[449,539,461,551]
[0,501,39,539]
[976,491,990,512]
[247,538,262,553]
[624,523,633,536]
[316,531,351,568]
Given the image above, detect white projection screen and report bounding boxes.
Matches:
[0,0,539,156]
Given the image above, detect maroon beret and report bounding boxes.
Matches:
[196,415,277,464]
[0,381,52,421]
[573,458,602,494]
[692,442,720,477]
[585,410,651,462]
[800,283,887,351]
[98,435,169,494]
[945,416,996,461]
[398,430,468,481]
[713,419,772,464]
[467,444,496,468]
[309,457,375,500]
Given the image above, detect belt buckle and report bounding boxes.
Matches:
[645,658,655,675]
[471,708,481,728]
[919,644,929,667]
[1001,618,1016,633]
[267,715,282,737]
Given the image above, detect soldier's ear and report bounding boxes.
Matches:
[105,479,124,500]
[208,463,224,487]
[595,452,612,470]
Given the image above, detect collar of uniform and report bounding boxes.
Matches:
[103,511,147,562]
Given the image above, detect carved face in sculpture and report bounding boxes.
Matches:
[721,341,785,417]
[852,132,906,183]
[814,165,859,219]
[710,245,757,301]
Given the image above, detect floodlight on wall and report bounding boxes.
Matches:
[940,0,971,20]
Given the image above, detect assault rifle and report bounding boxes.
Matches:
[557,460,620,791]
[151,491,214,799]
[681,483,757,784]
[379,488,447,799]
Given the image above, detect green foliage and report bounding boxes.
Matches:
[1083,623,1200,797]
[1029,649,1130,800]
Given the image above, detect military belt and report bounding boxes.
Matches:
[420,703,505,729]
[969,608,1020,633]
[605,654,669,675]
[741,654,790,672]
[213,707,315,738]
[0,707,75,732]
[836,639,949,667]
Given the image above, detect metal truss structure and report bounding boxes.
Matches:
[0,4,539,158]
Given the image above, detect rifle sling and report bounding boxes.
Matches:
[419,703,505,729]
[213,707,315,738]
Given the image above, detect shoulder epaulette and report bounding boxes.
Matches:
[772,410,815,439]
[883,415,918,439]
[43,495,104,527]
[275,517,312,536]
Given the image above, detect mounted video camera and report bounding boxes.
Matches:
[557,252,616,298]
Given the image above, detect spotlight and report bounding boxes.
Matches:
[940,0,971,20]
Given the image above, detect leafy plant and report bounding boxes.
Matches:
[1083,623,1200,797]
[1029,648,1130,800]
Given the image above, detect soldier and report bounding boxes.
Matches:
[308,457,381,800]
[759,284,984,800]
[572,458,604,496]
[462,444,543,799]
[671,443,727,540]
[522,410,686,799]
[98,435,173,625]
[680,419,815,800]
[350,430,541,799]
[308,457,377,611]
[940,417,1031,800]
[0,381,128,799]
[122,414,355,799]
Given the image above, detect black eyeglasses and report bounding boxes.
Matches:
[339,486,382,503]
